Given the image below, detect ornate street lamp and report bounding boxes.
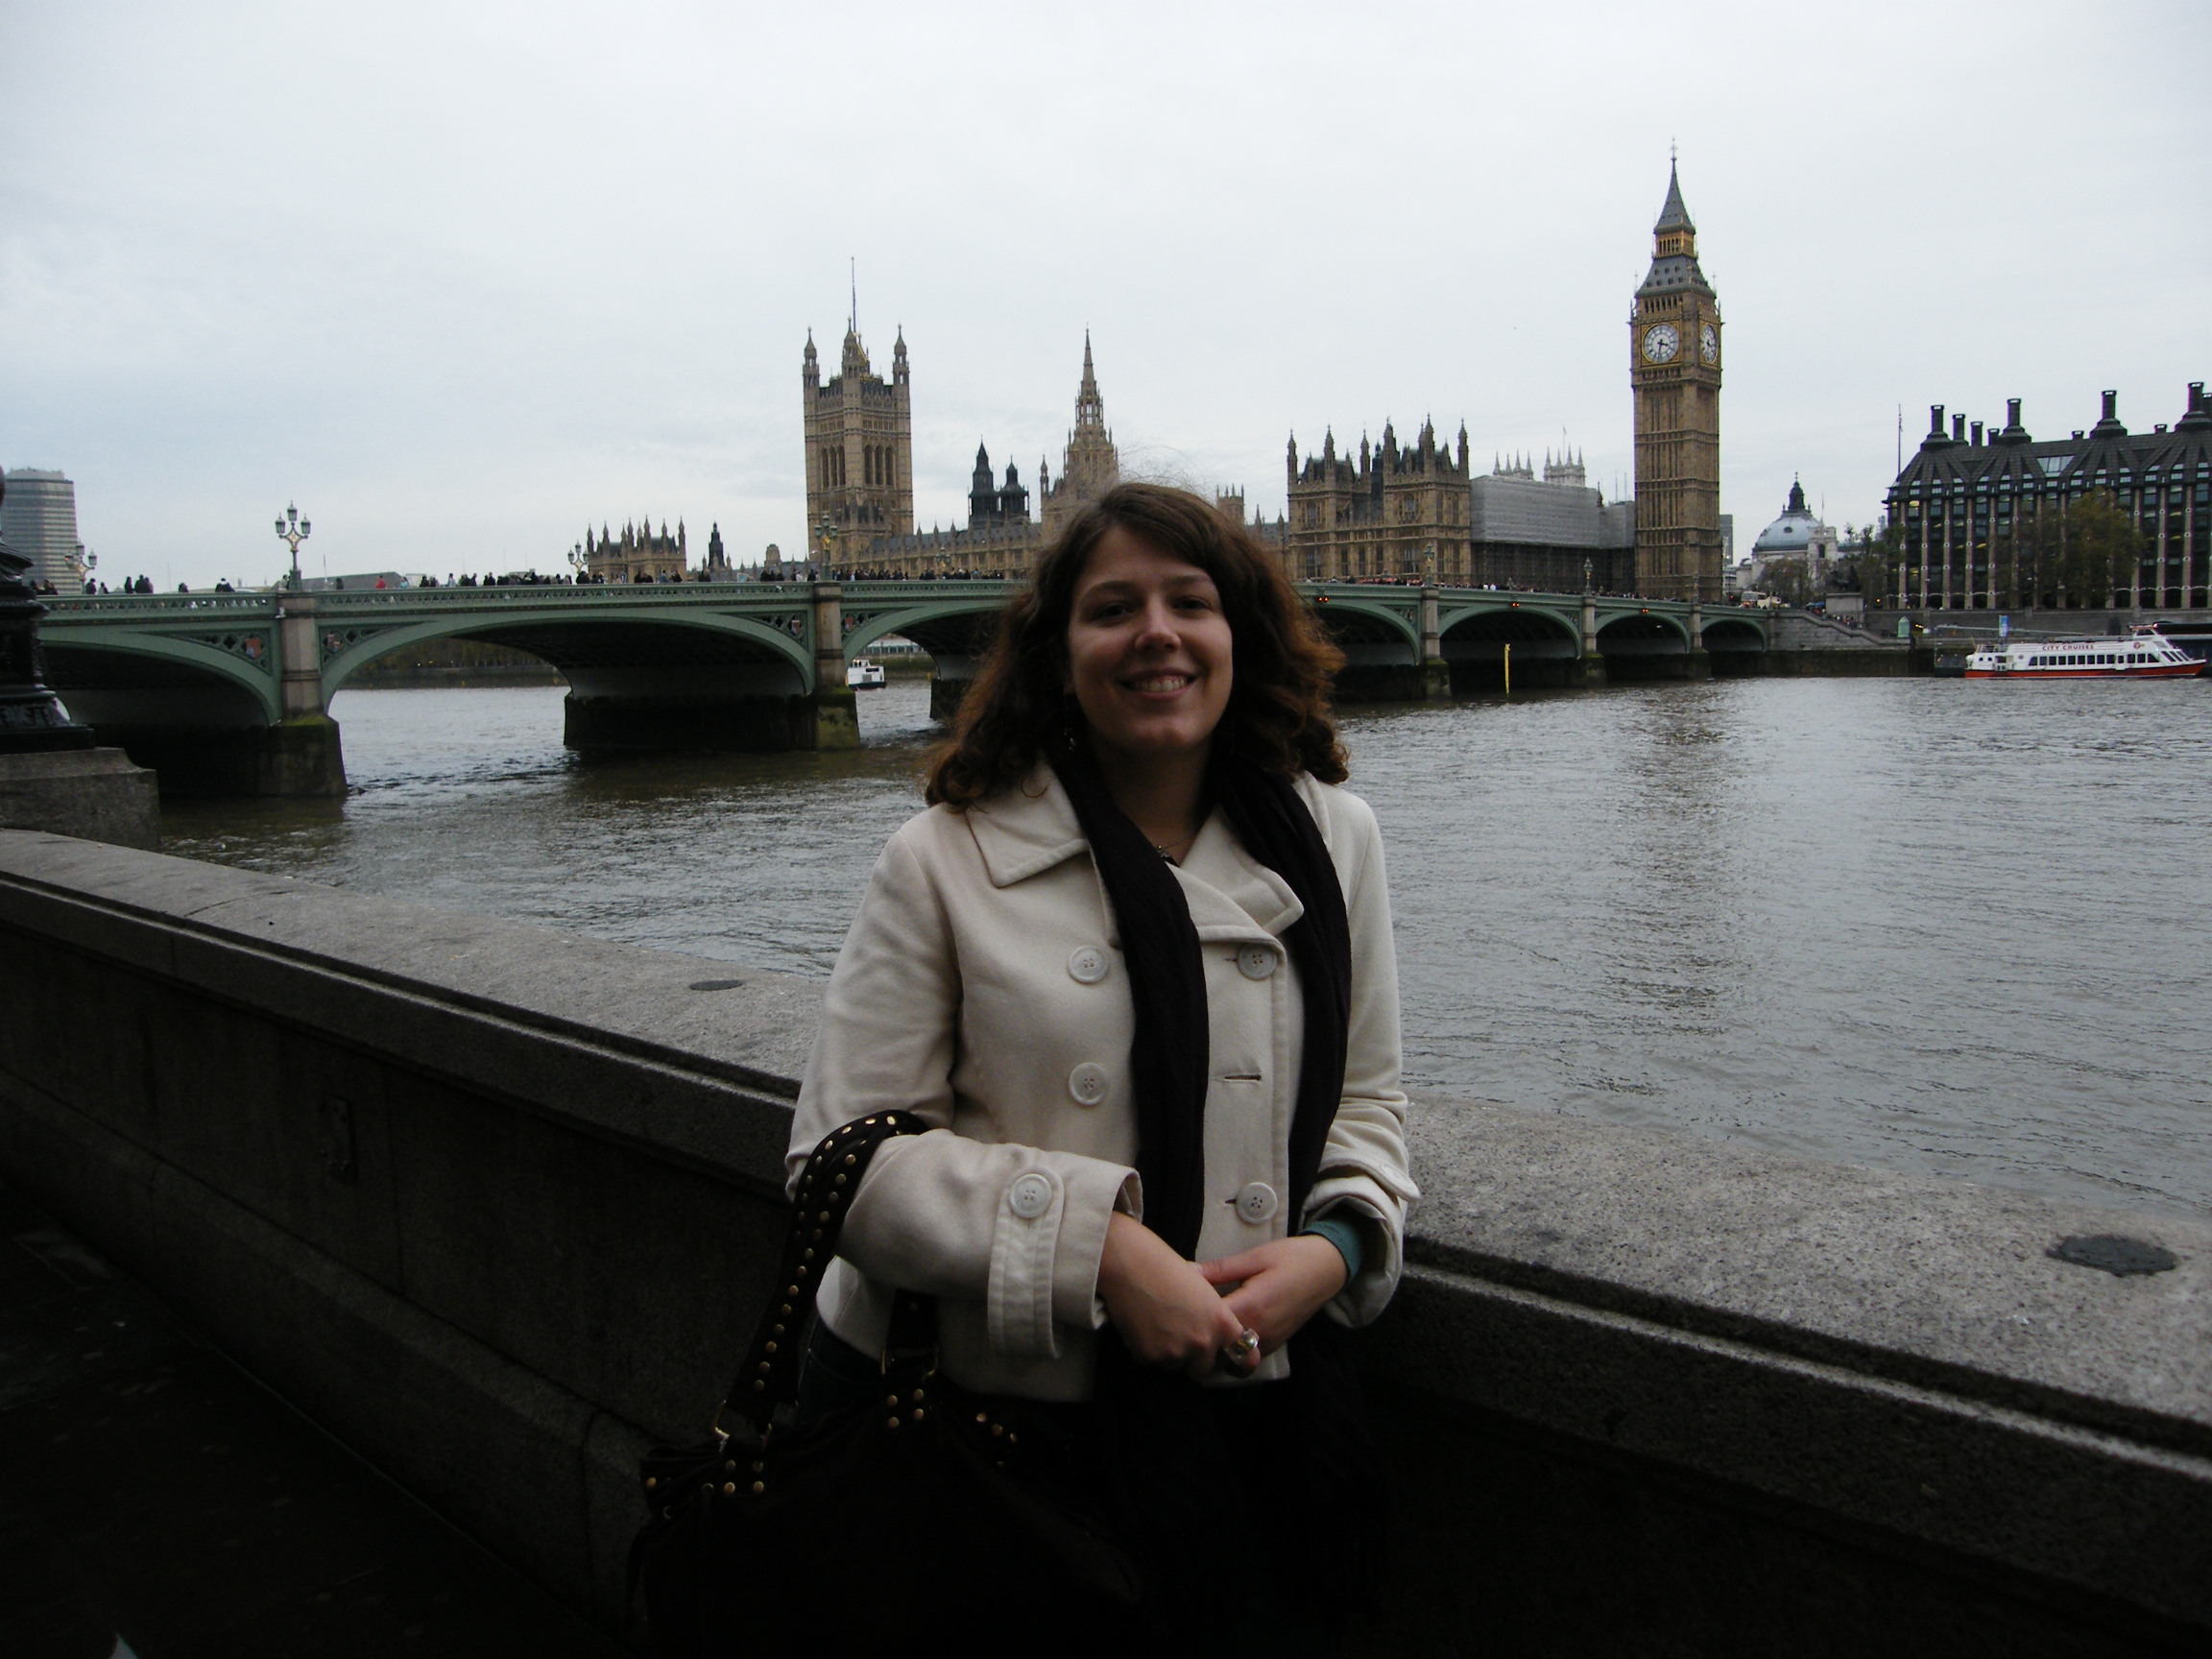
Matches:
[276,503,312,589]
[0,475,94,753]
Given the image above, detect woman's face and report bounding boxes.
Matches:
[1064,526,1234,770]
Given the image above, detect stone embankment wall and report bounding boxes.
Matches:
[0,831,2204,1656]
[1721,612,1923,678]
[1869,608,2212,641]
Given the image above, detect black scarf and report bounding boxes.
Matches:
[1046,740,1381,1633]
[1046,743,1352,1258]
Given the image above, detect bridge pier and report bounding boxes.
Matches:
[1417,585,1450,699]
[560,584,857,754]
[260,716,348,795]
[928,653,976,722]
[808,584,859,750]
[563,683,823,752]
[1575,590,1608,686]
[266,593,348,795]
[1682,602,1712,680]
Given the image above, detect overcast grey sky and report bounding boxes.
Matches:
[4,0,2207,589]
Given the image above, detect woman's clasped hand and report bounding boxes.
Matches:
[1096,1214,1349,1380]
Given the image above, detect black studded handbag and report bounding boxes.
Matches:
[631,1112,1147,1656]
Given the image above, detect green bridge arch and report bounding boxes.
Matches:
[41,613,285,724]
[1437,599,1582,643]
[317,605,817,701]
[1307,592,1422,650]
[839,596,1011,661]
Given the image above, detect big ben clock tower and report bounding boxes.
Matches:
[1630,161,1722,602]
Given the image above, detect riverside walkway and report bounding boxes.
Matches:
[0,1180,620,1657]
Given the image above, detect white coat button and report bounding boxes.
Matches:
[1068,947,1109,984]
[1068,1063,1110,1106]
[1237,945,1279,981]
[1008,1173,1053,1219]
[1234,1182,1280,1223]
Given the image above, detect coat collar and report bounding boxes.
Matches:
[964,767,1090,888]
[963,767,1304,939]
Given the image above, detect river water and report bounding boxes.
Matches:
[161,676,2212,1221]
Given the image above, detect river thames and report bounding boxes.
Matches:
[161,676,2212,1220]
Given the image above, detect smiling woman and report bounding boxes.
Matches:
[648,484,1416,1651]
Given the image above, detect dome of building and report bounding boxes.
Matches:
[1752,479,1820,554]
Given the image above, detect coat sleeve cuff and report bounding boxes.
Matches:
[985,1153,1136,1359]
[1302,1171,1407,1328]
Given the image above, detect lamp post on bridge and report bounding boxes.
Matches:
[0,475,94,754]
[275,504,311,590]
[1577,555,1605,687]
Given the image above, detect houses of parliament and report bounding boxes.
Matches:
[779,165,1722,599]
[797,323,1128,579]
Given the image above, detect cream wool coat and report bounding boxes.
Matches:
[787,766,1417,1402]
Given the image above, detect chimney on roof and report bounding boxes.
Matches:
[1952,414,1966,443]
[2103,390,2117,421]
[1970,421,1984,446]
[2177,382,2212,433]
[1930,404,1945,437]
[2008,398,2021,427]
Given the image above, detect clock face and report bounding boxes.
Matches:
[1700,324,1719,365]
[1642,324,1680,363]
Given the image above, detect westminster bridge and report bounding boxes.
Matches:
[38,580,1771,795]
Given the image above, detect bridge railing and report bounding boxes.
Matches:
[313,582,825,614]
[46,593,280,619]
[840,579,1019,604]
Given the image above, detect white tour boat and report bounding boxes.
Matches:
[845,658,887,690]
[1963,626,2201,681]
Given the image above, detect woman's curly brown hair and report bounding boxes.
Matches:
[926,482,1346,807]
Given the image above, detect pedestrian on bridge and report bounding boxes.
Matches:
[776,482,1417,1650]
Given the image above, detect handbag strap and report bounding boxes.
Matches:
[717,1110,931,1440]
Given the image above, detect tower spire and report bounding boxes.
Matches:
[849,257,857,334]
[1072,332,1104,432]
[1653,157,1694,234]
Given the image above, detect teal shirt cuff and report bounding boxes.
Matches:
[1299,1214,1365,1284]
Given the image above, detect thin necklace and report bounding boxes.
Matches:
[1154,828,1199,865]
